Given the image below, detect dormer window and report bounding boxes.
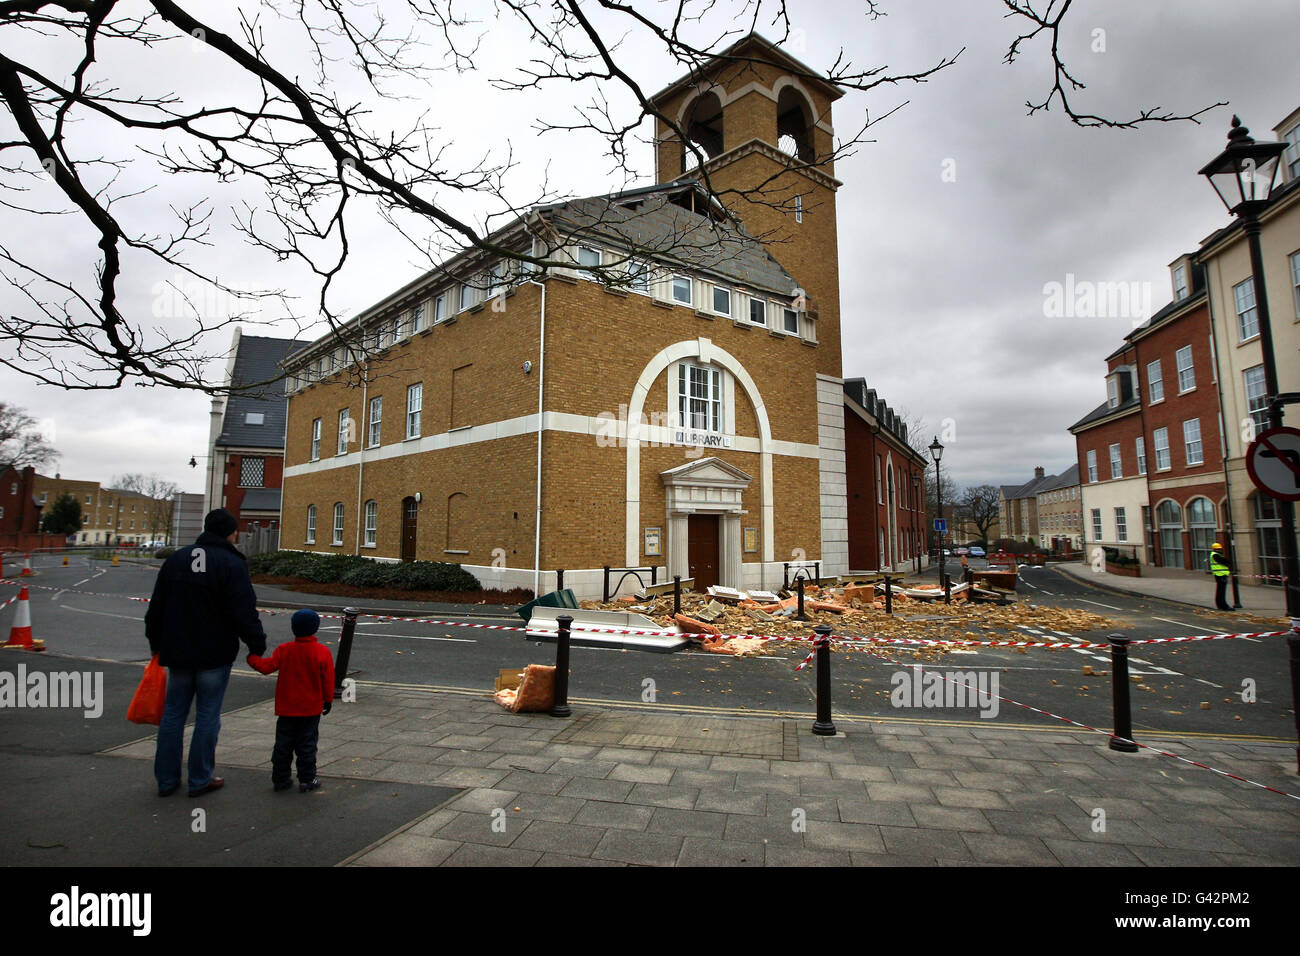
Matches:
[1107,378,1119,409]
[1283,122,1300,182]
[1172,264,1188,301]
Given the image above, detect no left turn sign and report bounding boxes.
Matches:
[1246,426,1300,502]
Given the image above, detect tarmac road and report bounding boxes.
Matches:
[3,553,1295,745]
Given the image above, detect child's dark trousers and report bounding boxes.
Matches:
[272,714,321,785]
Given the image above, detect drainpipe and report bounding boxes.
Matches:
[1203,278,1243,604]
[528,275,547,597]
[355,363,368,556]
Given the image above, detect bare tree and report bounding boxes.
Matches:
[959,483,1000,541]
[0,1,1223,394]
[112,472,180,542]
[0,401,57,473]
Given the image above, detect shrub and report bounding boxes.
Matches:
[249,550,482,592]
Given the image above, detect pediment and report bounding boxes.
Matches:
[660,456,753,486]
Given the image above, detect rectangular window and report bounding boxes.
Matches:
[749,298,766,326]
[364,500,377,547]
[1291,250,1300,319]
[433,291,447,323]
[338,409,351,455]
[1108,443,1122,479]
[459,281,475,312]
[628,260,651,295]
[333,504,344,545]
[1115,507,1128,543]
[239,458,265,488]
[876,455,883,504]
[712,285,731,317]
[1244,365,1269,437]
[1147,359,1164,403]
[1183,418,1203,466]
[410,301,424,333]
[577,246,601,280]
[1153,426,1171,470]
[1175,345,1195,392]
[1091,508,1103,541]
[1234,278,1258,341]
[1285,124,1300,180]
[1136,436,1147,475]
[1086,449,1098,483]
[311,418,321,461]
[1107,377,1119,409]
[671,276,692,305]
[306,506,316,545]
[677,364,722,433]
[1173,265,1187,300]
[783,307,799,334]
[406,383,422,439]
[368,396,383,448]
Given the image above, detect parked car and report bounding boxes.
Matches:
[954,547,970,556]
[970,546,986,557]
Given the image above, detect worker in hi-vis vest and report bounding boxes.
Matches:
[1208,542,1232,611]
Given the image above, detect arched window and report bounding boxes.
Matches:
[776,85,815,163]
[681,91,724,173]
[1253,494,1284,587]
[364,500,378,547]
[306,504,316,544]
[1186,497,1216,570]
[1156,500,1183,569]
[332,503,344,546]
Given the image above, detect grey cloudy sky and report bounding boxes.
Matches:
[3,0,1298,494]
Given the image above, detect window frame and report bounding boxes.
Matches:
[1234,277,1259,342]
[1114,507,1128,543]
[1086,449,1098,483]
[310,418,321,461]
[671,275,692,306]
[363,499,377,548]
[1108,442,1122,479]
[406,382,423,440]
[1091,508,1103,542]
[1147,359,1164,404]
[676,363,723,434]
[749,297,767,326]
[576,245,602,281]
[1175,345,1195,393]
[712,284,732,317]
[1136,436,1147,476]
[1244,365,1269,438]
[1183,418,1203,466]
[332,503,344,546]
[433,291,447,323]
[1153,426,1171,471]
[368,395,383,448]
[306,504,316,545]
[337,408,351,456]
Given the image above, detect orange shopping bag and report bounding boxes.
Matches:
[127,655,167,725]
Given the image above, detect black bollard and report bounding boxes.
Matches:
[333,606,359,699]
[815,561,821,583]
[552,613,572,718]
[556,568,565,592]
[797,577,807,621]
[811,625,836,736]
[783,563,790,591]
[883,573,892,615]
[1107,633,1139,753]
[651,565,658,586]
[602,565,611,603]
[944,575,951,605]
[673,575,682,616]
[1289,626,1300,774]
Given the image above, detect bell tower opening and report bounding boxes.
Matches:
[776,86,816,163]
[682,90,725,173]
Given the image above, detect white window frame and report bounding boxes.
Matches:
[1153,426,1171,471]
[1108,443,1122,479]
[363,500,377,548]
[1175,345,1195,393]
[1147,359,1164,403]
[338,408,351,455]
[712,285,732,317]
[310,418,321,461]
[459,281,475,313]
[368,395,383,448]
[1106,377,1119,409]
[628,260,651,296]
[1234,278,1258,341]
[749,297,767,326]
[576,246,602,281]
[306,504,316,545]
[410,301,425,333]
[1290,249,1300,320]
[677,363,723,433]
[1244,365,1269,438]
[795,194,803,223]
[1172,265,1187,300]
[783,307,799,334]
[1136,436,1147,476]
[433,291,448,323]
[1086,449,1098,483]
[1115,507,1128,543]
[1183,418,1203,466]
[671,275,692,306]
[406,383,423,440]
[1091,508,1103,541]
[332,503,344,545]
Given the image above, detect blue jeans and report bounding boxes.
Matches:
[154,664,232,792]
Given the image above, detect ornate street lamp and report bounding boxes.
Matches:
[930,436,945,586]
[1200,115,1300,772]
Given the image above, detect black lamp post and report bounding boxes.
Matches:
[930,436,945,585]
[1199,115,1300,772]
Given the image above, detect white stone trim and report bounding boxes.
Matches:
[816,374,848,577]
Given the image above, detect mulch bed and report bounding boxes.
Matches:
[251,573,533,606]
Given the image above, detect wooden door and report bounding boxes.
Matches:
[687,514,720,590]
[401,497,418,562]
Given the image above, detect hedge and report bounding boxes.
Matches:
[247,550,480,592]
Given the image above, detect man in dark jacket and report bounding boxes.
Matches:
[145,508,267,797]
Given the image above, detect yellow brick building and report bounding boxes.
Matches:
[281,34,854,597]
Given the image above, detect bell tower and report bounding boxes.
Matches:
[648,33,844,377]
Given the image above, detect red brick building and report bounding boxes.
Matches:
[1072,257,1228,570]
[843,379,928,572]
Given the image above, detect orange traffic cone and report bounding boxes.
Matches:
[3,586,44,651]
[62,554,69,567]
[20,554,32,576]
[111,553,119,567]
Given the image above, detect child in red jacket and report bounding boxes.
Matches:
[247,609,336,792]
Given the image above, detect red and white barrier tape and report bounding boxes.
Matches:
[876,657,1300,802]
